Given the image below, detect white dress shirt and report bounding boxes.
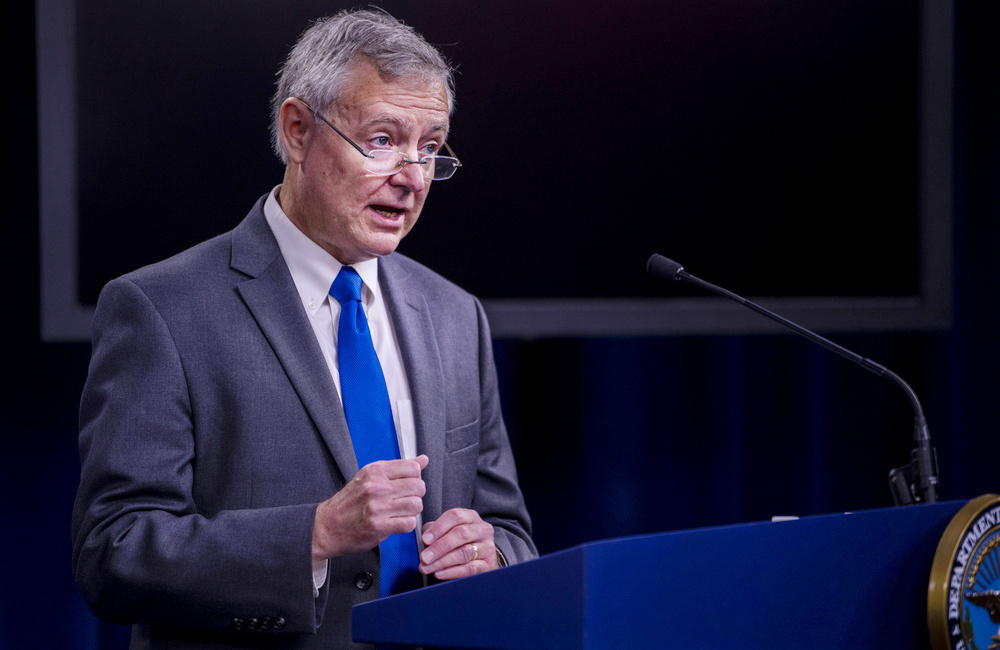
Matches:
[262,186,421,593]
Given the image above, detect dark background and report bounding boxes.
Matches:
[4,1,998,648]
[75,0,918,303]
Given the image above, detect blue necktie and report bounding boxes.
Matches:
[329,266,422,597]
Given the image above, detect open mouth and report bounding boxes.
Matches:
[371,205,404,219]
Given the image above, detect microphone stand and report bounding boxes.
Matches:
[646,254,939,505]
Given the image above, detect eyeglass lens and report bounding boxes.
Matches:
[363,150,460,181]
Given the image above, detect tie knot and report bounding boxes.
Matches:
[329,266,364,304]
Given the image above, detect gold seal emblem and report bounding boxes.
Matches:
[929,495,1000,650]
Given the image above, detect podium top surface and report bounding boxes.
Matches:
[353,500,966,650]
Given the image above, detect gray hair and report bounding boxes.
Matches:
[269,9,455,163]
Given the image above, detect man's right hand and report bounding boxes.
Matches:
[312,455,428,562]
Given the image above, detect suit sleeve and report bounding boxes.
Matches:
[470,297,539,565]
[71,277,328,634]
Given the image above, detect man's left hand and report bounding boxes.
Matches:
[418,508,497,579]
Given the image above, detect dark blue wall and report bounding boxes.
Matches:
[3,1,997,648]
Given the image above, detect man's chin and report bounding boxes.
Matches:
[359,235,405,261]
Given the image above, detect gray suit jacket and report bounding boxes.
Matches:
[71,196,536,649]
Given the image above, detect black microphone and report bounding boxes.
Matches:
[646,254,939,505]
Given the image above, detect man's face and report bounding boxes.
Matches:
[288,61,450,264]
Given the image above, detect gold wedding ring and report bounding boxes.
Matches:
[471,543,479,561]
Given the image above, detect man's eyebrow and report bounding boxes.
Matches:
[364,114,411,129]
[362,113,449,137]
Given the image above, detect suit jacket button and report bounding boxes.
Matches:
[232,618,245,631]
[355,572,374,590]
[259,617,272,630]
[247,618,259,631]
[273,617,286,629]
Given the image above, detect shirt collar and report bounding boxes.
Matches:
[263,186,381,310]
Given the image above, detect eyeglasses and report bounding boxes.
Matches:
[298,98,462,181]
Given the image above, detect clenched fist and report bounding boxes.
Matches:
[312,455,428,561]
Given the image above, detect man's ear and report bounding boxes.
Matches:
[280,98,311,164]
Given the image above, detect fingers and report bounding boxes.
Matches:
[420,506,471,544]
[376,455,429,479]
[419,508,497,580]
[352,476,426,502]
[422,541,494,580]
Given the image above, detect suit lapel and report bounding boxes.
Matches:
[231,201,359,484]
[379,255,446,521]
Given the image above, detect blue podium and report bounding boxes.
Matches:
[353,500,965,649]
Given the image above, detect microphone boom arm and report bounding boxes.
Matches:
[647,254,939,505]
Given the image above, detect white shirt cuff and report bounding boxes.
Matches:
[312,559,328,597]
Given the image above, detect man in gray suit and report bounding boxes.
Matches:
[72,10,536,648]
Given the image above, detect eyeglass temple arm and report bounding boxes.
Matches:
[296,98,371,158]
[442,141,461,165]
